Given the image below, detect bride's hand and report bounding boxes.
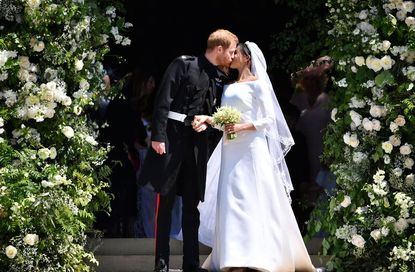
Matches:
[192,115,213,129]
[224,123,251,133]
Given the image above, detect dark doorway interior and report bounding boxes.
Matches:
[118,0,285,79]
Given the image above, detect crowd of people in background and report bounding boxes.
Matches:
[93,62,183,239]
[93,54,335,239]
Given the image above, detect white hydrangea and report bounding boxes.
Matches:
[349,96,366,108]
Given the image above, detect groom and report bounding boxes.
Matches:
[138,29,238,272]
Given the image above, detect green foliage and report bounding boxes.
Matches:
[269,0,330,73]
[306,0,415,271]
[0,0,130,270]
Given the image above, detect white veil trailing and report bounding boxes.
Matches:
[246,41,295,195]
[196,41,295,248]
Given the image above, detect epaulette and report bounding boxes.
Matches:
[180,55,196,61]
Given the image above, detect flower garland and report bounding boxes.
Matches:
[307,0,415,271]
[0,0,130,270]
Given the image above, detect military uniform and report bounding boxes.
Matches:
[138,55,228,271]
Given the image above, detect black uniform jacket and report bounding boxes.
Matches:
[138,55,227,201]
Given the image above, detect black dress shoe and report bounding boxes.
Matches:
[154,258,169,272]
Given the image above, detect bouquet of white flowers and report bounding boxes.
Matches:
[213,105,242,140]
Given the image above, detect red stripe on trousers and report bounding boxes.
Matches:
[154,193,160,255]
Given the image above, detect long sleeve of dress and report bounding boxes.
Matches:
[252,80,276,132]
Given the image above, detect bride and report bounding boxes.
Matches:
[192,41,315,272]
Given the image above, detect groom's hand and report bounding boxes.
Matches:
[193,122,208,133]
[151,141,166,155]
[192,116,208,132]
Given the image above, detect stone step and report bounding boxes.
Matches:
[89,238,330,272]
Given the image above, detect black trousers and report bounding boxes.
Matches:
[155,149,201,270]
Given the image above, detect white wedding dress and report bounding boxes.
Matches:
[198,80,315,272]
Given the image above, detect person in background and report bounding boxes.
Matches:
[295,57,335,203]
[98,64,144,238]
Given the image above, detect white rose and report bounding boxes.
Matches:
[49,147,57,159]
[349,136,360,148]
[405,174,414,186]
[380,55,395,70]
[372,119,381,131]
[350,110,362,126]
[400,143,412,155]
[389,135,401,146]
[355,56,366,66]
[362,118,373,131]
[340,195,351,208]
[403,2,415,13]
[369,105,385,118]
[370,229,382,241]
[390,122,399,133]
[74,59,84,71]
[18,56,30,69]
[37,148,50,160]
[33,41,45,52]
[61,126,74,138]
[61,96,72,106]
[23,234,39,246]
[405,16,415,26]
[382,40,391,51]
[5,245,17,259]
[366,56,382,72]
[384,155,391,164]
[404,158,414,169]
[0,117,4,127]
[394,115,406,126]
[382,141,393,154]
[331,108,338,122]
[351,234,366,248]
[344,133,360,148]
